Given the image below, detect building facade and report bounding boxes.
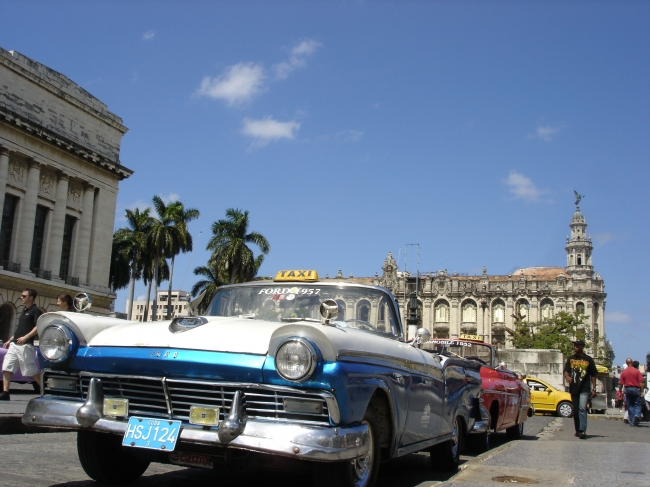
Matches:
[129,291,192,322]
[0,48,132,342]
[327,206,606,348]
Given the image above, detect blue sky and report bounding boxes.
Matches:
[2,1,648,364]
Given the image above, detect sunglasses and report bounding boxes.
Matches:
[20,295,28,299]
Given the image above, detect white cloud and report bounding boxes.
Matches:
[593,232,614,247]
[241,117,300,147]
[606,311,632,324]
[142,30,155,41]
[159,192,180,204]
[527,123,567,142]
[504,171,548,202]
[273,39,321,79]
[196,63,266,105]
[136,295,146,302]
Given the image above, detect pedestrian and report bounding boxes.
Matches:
[0,289,43,401]
[57,293,75,312]
[563,339,598,439]
[615,388,625,412]
[619,361,644,426]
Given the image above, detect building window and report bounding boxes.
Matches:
[461,300,477,323]
[492,299,505,323]
[577,255,582,265]
[434,300,450,323]
[30,205,49,271]
[0,194,19,262]
[335,300,346,321]
[59,214,76,279]
[540,298,554,320]
[356,299,371,322]
[516,300,530,321]
[576,302,585,315]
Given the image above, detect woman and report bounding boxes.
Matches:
[56,294,75,312]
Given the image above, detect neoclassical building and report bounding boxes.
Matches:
[0,48,132,341]
[328,205,606,347]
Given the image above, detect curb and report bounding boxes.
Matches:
[0,415,71,435]
[587,414,622,421]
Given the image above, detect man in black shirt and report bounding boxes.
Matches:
[1,289,43,400]
[563,339,598,439]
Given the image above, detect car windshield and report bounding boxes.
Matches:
[423,339,494,366]
[207,283,400,337]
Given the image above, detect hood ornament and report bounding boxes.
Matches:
[319,299,339,325]
[73,293,92,313]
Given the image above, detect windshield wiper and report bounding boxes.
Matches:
[237,314,256,319]
[280,317,320,323]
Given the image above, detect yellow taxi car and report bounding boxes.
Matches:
[524,377,573,417]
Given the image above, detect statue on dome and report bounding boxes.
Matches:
[574,190,584,208]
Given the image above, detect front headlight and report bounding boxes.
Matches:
[275,338,317,382]
[40,325,74,362]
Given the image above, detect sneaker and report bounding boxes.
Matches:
[0,391,9,401]
[579,431,586,439]
[633,416,640,426]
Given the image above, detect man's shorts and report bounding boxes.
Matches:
[2,343,39,377]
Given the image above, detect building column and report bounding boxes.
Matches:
[0,148,9,203]
[46,172,69,278]
[74,183,95,284]
[16,160,41,271]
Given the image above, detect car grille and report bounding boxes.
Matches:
[43,371,332,425]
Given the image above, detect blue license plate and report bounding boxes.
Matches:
[122,416,181,451]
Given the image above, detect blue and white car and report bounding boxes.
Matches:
[24,272,483,487]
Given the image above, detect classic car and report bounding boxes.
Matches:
[24,272,483,487]
[424,335,531,451]
[524,377,573,418]
[0,344,40,392]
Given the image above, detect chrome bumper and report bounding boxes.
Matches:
[469,404,490,435]
[22,397,369,462]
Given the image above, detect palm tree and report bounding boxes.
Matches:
[115,208,153,320]
[165,202,199,319]
[207,208,270,284]
[109,230,131,292]
[147,197,177,321]
[191,263,225,315]
[142,253,169,321]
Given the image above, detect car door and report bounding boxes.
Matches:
[399,349,445,447]
[527,379,555,411]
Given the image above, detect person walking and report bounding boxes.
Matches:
[619,360,644,426]
[615,388,625,412]
[56,293,75,312]
[563,339,598,439]
[0,289,43,401]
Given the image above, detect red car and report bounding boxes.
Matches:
[425,335,531,451]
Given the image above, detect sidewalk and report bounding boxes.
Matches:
[0,382,42,434]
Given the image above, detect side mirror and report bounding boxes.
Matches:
[73,293,92,313]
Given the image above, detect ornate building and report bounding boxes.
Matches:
[0,48,132,341]
[327,205,606,347]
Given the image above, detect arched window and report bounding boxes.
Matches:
[461,300,477,323]
[434,300,449,323]
[335,300,346,321]
[576,302,585,315]
[577,255,582,265]
[540,298,554,320]
[516,299,530,321]
[492,299,505,323]
[356,300,371,322]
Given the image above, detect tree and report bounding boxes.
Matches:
[141,253,169,321]
[190,263,226,315]
[114,208,153,320]
[109,230,131,292]
[164,202,199,320]
[147,196,185,321]
[207,208,270,284]
[509,310,606,363]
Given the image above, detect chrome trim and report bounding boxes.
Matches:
[22,397,368,462]
[161,377,173,417]
[337,350,443,378]
[76,378,103,427]
[218,390,247,443]
[469,419,490,434]
[275,338,318,382]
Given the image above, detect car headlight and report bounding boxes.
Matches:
[275,338,317,382]
[40,325,75,362]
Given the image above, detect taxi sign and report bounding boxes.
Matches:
[459,334,483,342]
[274,270,319,282]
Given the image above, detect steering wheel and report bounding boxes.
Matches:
[342,319,377,332]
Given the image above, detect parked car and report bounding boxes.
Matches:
[424,335,531,452]
[524,377,573,418]
[0,343,40,392]
[24,273,483,487]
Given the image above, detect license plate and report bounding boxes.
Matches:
[122,416,181,451]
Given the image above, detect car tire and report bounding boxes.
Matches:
[557,401,573,418]
[313,406,381,487]
[430,416,463,472]
[466,432,490,454]
[506,421,524,440]
[77,430,150,484]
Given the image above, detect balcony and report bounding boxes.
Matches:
[33,268,52,280]
[1,260,21,273]
[64,275,80,286]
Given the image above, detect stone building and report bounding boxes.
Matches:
[328,205,606,347]
[129,290,191,322]
[0,48,132,341]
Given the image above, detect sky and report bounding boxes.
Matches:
[2,1,648,365]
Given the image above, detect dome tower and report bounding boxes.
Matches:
[565,197,594,279]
